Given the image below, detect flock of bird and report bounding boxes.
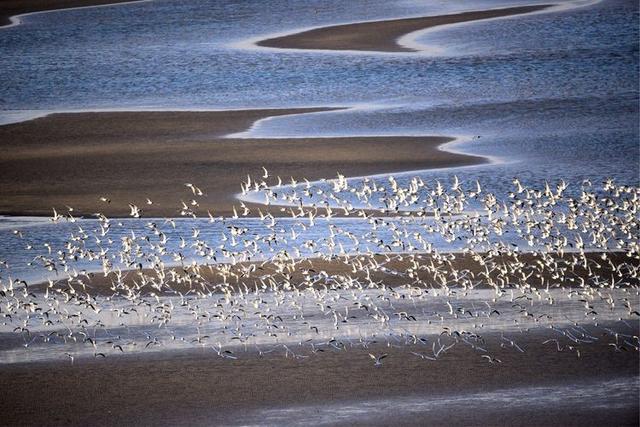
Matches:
[0,172,638,365]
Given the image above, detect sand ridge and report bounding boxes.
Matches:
[0,108,485,217]
[256,5,553,53]
[0,0,149,28]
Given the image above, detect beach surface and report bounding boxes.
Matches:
[256,5,552,53]
[0,328,637,426]
[0,0,145,27]
[0,109,484,217]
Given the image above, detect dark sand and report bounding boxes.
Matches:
[0,109,484,218]
[0,328,637,426]
[257,5,552,53]
[0,0,146,27]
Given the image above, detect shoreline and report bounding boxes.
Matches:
[255,4,553,53]
[0,0,150,29]
[0,108,486,218]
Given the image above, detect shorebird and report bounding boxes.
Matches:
[369,353,388,367]
[128,204,141,218]
[481,355,502,364]
[0,174,637,371]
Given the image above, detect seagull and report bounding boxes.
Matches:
[2,174,638,373]
[369,353,388,367]
[410,351,437,361]
[481,355,502,364]
[128,204,141,218]
[185,183,203,196]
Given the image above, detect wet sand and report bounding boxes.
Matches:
[257,5,552,53]
[0,327,637,426]
[0,0,146,28]
[0,109,484,218]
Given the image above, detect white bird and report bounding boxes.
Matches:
[369,353,388,367]
[128,204,141,218]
